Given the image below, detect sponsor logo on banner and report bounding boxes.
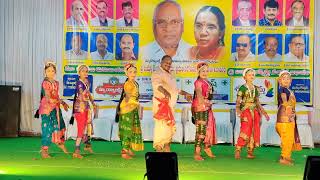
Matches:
[264,79,274,98]
[233,77,275,103]
[95,77,123,97]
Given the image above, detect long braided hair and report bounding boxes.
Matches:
[115,64,138,122]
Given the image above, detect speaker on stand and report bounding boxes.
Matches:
[304,156,320,180]
[0,85,21,137]
[144,152,179,180]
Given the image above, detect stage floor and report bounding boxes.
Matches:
[0,137,319,180]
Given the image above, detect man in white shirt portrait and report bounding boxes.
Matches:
[231,34,255,62]
[285,0,309,27]
[116,1,139,27]
[232,0,256,26]
[91,0,114,27]
[91,34,114,60]
[284,35,309,62]
[258,36,282,62]
[141,0,190,63]
[65,33,88,60]
[66,0,87,26]
[116,34,138,60]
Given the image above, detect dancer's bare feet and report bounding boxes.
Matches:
[41,149,51,159]
[128,149,135,156]
[247,151,255,159]
[194,147,204,161]
[279,157,293,166]
[204,148,216,158]
[155,145,163,152]
[72,150,83,159]
[57,143,68,154]
[194,154,204,161]
[84,144,94,154]
[164,144,171,152]
[121,149,132,160]
[235,150,241,160]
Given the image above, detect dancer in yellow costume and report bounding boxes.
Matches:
[276,70,302,165]
[116,63,144,159]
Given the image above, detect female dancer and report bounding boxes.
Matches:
[72,64,97,159]
[191,62,217,161]
[235,68,270,159]
[276,70,302,165]
[38,61,69,158]
[116,63,144,159]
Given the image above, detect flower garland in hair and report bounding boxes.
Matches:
[124,63,136,74]
[196,62,208,73]
[242,68,255,77]
[77,64,89,74]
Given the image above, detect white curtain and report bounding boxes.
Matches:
[0,0,64,133]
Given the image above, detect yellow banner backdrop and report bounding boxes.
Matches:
[63,0,314,105]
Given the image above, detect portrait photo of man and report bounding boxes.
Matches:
[232,0,256,26]
[65,32,88,60]
[90,0,114,27]
[284,34,309,62]
[115,33,138,60]
[231,34,255,62]
[259,0,282,26]
[286,0,309,27]
[90,33,114,60]
[258,35,282,62]
[141,0,190,62]
[66,0,88,26]
[116,0,139,27]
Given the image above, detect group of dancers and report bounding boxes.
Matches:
[36,55,301,166]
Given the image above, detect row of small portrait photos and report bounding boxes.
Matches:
[231,33,309,62]
[65,0,139,27]
[232,0,310,27]
[65,32,139,61]
[66,0,311,28]
[65,32,309,63]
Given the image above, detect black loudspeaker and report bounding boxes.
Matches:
[0,85,21,137]
[303,156,320,180]
[145,152,179,180]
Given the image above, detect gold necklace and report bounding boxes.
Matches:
[80,79,89,90]
[245,84,255,98]
[195,47,216,59]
